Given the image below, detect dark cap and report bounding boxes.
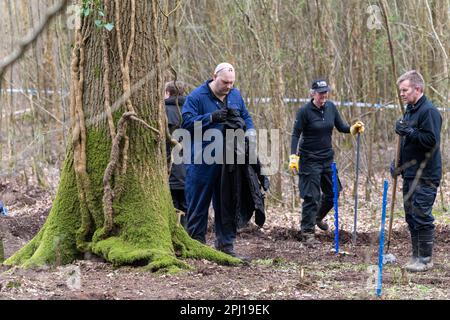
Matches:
[311,79,331,93]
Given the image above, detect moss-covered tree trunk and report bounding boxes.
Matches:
[4,0,237,272]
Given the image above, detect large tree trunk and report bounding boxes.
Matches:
[5,0,237,271]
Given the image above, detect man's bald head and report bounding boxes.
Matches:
[211,62,235,99]
[214,62,235,76]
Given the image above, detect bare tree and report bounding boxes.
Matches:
[4,0,238,271]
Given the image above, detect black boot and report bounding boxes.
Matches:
[315,201,333,231]
[406,229,434,272]
[404,230,419,269]
[301,231,320,247]
[216,244,251,262]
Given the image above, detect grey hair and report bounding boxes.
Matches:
[397,70,425,92]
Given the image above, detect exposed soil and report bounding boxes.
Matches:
[1,176,449,300]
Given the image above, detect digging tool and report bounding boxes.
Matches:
[352,133,361,245]
[386,137,401,251]
[379,0,406,252]
[376,180,389,297]
[332,162,339,255]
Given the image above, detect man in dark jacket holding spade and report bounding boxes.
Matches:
[392,70,442,273]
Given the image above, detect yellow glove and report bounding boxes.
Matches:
[289,154,300,173]
[350,120,365,135]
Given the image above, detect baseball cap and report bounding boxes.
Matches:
[311,79,331,93]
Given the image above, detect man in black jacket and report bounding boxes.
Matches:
[393,70,442,272]
[289,79,364,245]
[165,81,187,227]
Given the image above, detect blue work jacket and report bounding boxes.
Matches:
[182,80,254,131]
[181,80,254,162]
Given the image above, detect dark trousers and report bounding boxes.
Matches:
[298,158,341,233]
[185,164,236,248]
[170,189,187,227]
[403,178,438,232]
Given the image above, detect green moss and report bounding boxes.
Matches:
[6,115,242,272]
[84,128,111,229]
[4,229,44,266]
[6,281,21,289]
[144,254,191,273]
[91,168,177,268]
[171,224,241,266]
[5,152,82,268]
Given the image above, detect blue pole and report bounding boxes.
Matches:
[377,180,389,297]
[332,162,339,254]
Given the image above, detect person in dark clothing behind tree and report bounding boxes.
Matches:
[391,70,442,273]
[289,79,365,246]
[165,80,188,227]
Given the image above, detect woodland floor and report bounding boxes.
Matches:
[1,174,449,301]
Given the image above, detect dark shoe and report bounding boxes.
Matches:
[217,245,250,262]
[316,220,329,231]
[301,232,319,247]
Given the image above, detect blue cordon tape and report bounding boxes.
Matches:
[332,162,339,255]
[377,180,389,297]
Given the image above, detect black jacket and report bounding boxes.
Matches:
[399,95,442,183]
[220,109,269,229]
[165,96,186,190]
[290,100,350,161]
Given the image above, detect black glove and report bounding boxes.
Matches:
[390,160,400,178]
[395,119,414,137]
[211,108,228,123]
[262,176,270,191]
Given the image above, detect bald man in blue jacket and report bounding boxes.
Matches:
[181,63,254,257]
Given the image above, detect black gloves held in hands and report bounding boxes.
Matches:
[211,108,228,123]
[395,119,415,137]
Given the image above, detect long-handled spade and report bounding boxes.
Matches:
[353,133,361,245]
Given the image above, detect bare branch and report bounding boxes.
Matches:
[0,0,69,81]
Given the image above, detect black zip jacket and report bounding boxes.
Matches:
[290,100,350,161]
[399,95,442,183]
[220,109,268,230]
[165,96,186,190]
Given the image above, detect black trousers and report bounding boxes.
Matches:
[170,188,187,227]
[403,178,438,232]
[298,158,341,233]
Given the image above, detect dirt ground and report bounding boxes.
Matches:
[1,176,449,301]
